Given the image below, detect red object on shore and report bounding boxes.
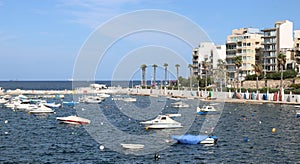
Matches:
[273,92,278,101]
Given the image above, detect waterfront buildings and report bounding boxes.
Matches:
[191,20,299,86]
[261,20,294,73]
[225,28,262,81]
[192,42,226,78]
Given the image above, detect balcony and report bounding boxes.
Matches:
[262,42,276,45]
[226,55,236,59]
[262,49,276,52]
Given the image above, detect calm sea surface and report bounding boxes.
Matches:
[0,81,299,163]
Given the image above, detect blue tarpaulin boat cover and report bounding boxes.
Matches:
[172,134,208,145]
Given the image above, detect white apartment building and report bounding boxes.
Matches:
[261,20,294,73]
[192,42,226,77]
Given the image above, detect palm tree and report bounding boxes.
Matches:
[152,64,157,87]
[175,64,180,90]
[163,63,168,87]
[252,63,263,90]
[217,59,226,90]
[234,56,242,89]
[188,64,193,91]
[202,60,209,90]
[277,53,286,89]
[140,64,147,87]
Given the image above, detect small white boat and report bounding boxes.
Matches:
[140,114,182,129]
[79,96,104,104]
[0,98,8,104]
[120,143,144,149]
[63,101,79,106]
[200,137,216,144]
[43,102,61,108]
[112,97,136,102]
[56,116,91,125]
[29,104,54,114]
[171,101,189,108]
[196,105,217,115]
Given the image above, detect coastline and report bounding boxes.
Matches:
[1,86,300,106]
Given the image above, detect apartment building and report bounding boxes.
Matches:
[294,30,300,73]
[225,28,262,81]
[192,42,225,78]
[261,20,294,73]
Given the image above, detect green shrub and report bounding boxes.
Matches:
[290,83,300,89]
[245,74,264,80]
[266,70,297,80]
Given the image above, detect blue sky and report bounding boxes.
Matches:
[0,0,300,81]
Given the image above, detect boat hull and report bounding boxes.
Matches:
[147,124,182,129]
[121,144,144,149]
[56,116,91,125]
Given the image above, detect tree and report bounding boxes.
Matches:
[252,63,263,90]
[140,64,147,87]
[217,59,226,91]
[152,64,157,87]
[175,64,180,90]
[163,63,168,87]
[188,64,193,91]
[234,56,242,89]
[277,53,286,88]
[202,60,209,90]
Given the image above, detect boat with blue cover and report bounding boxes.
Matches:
[172,134,218,145]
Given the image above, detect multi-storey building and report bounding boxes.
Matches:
[261,20,293,73]
[192,42,226,78]
[294,30,300,73]
[225,28,262,81]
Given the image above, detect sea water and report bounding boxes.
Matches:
[0,81,299,163]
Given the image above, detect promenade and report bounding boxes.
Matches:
[1,87,300,105]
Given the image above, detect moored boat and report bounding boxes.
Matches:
[79,96,104,104]
[196,105,217,115]
[172,134,218,145]
[56,116,91,125]
[140,114,182,129]
[43,102,61,108]
[29,104,54,114]
[63,101,79,106]
[120,143,144,149]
